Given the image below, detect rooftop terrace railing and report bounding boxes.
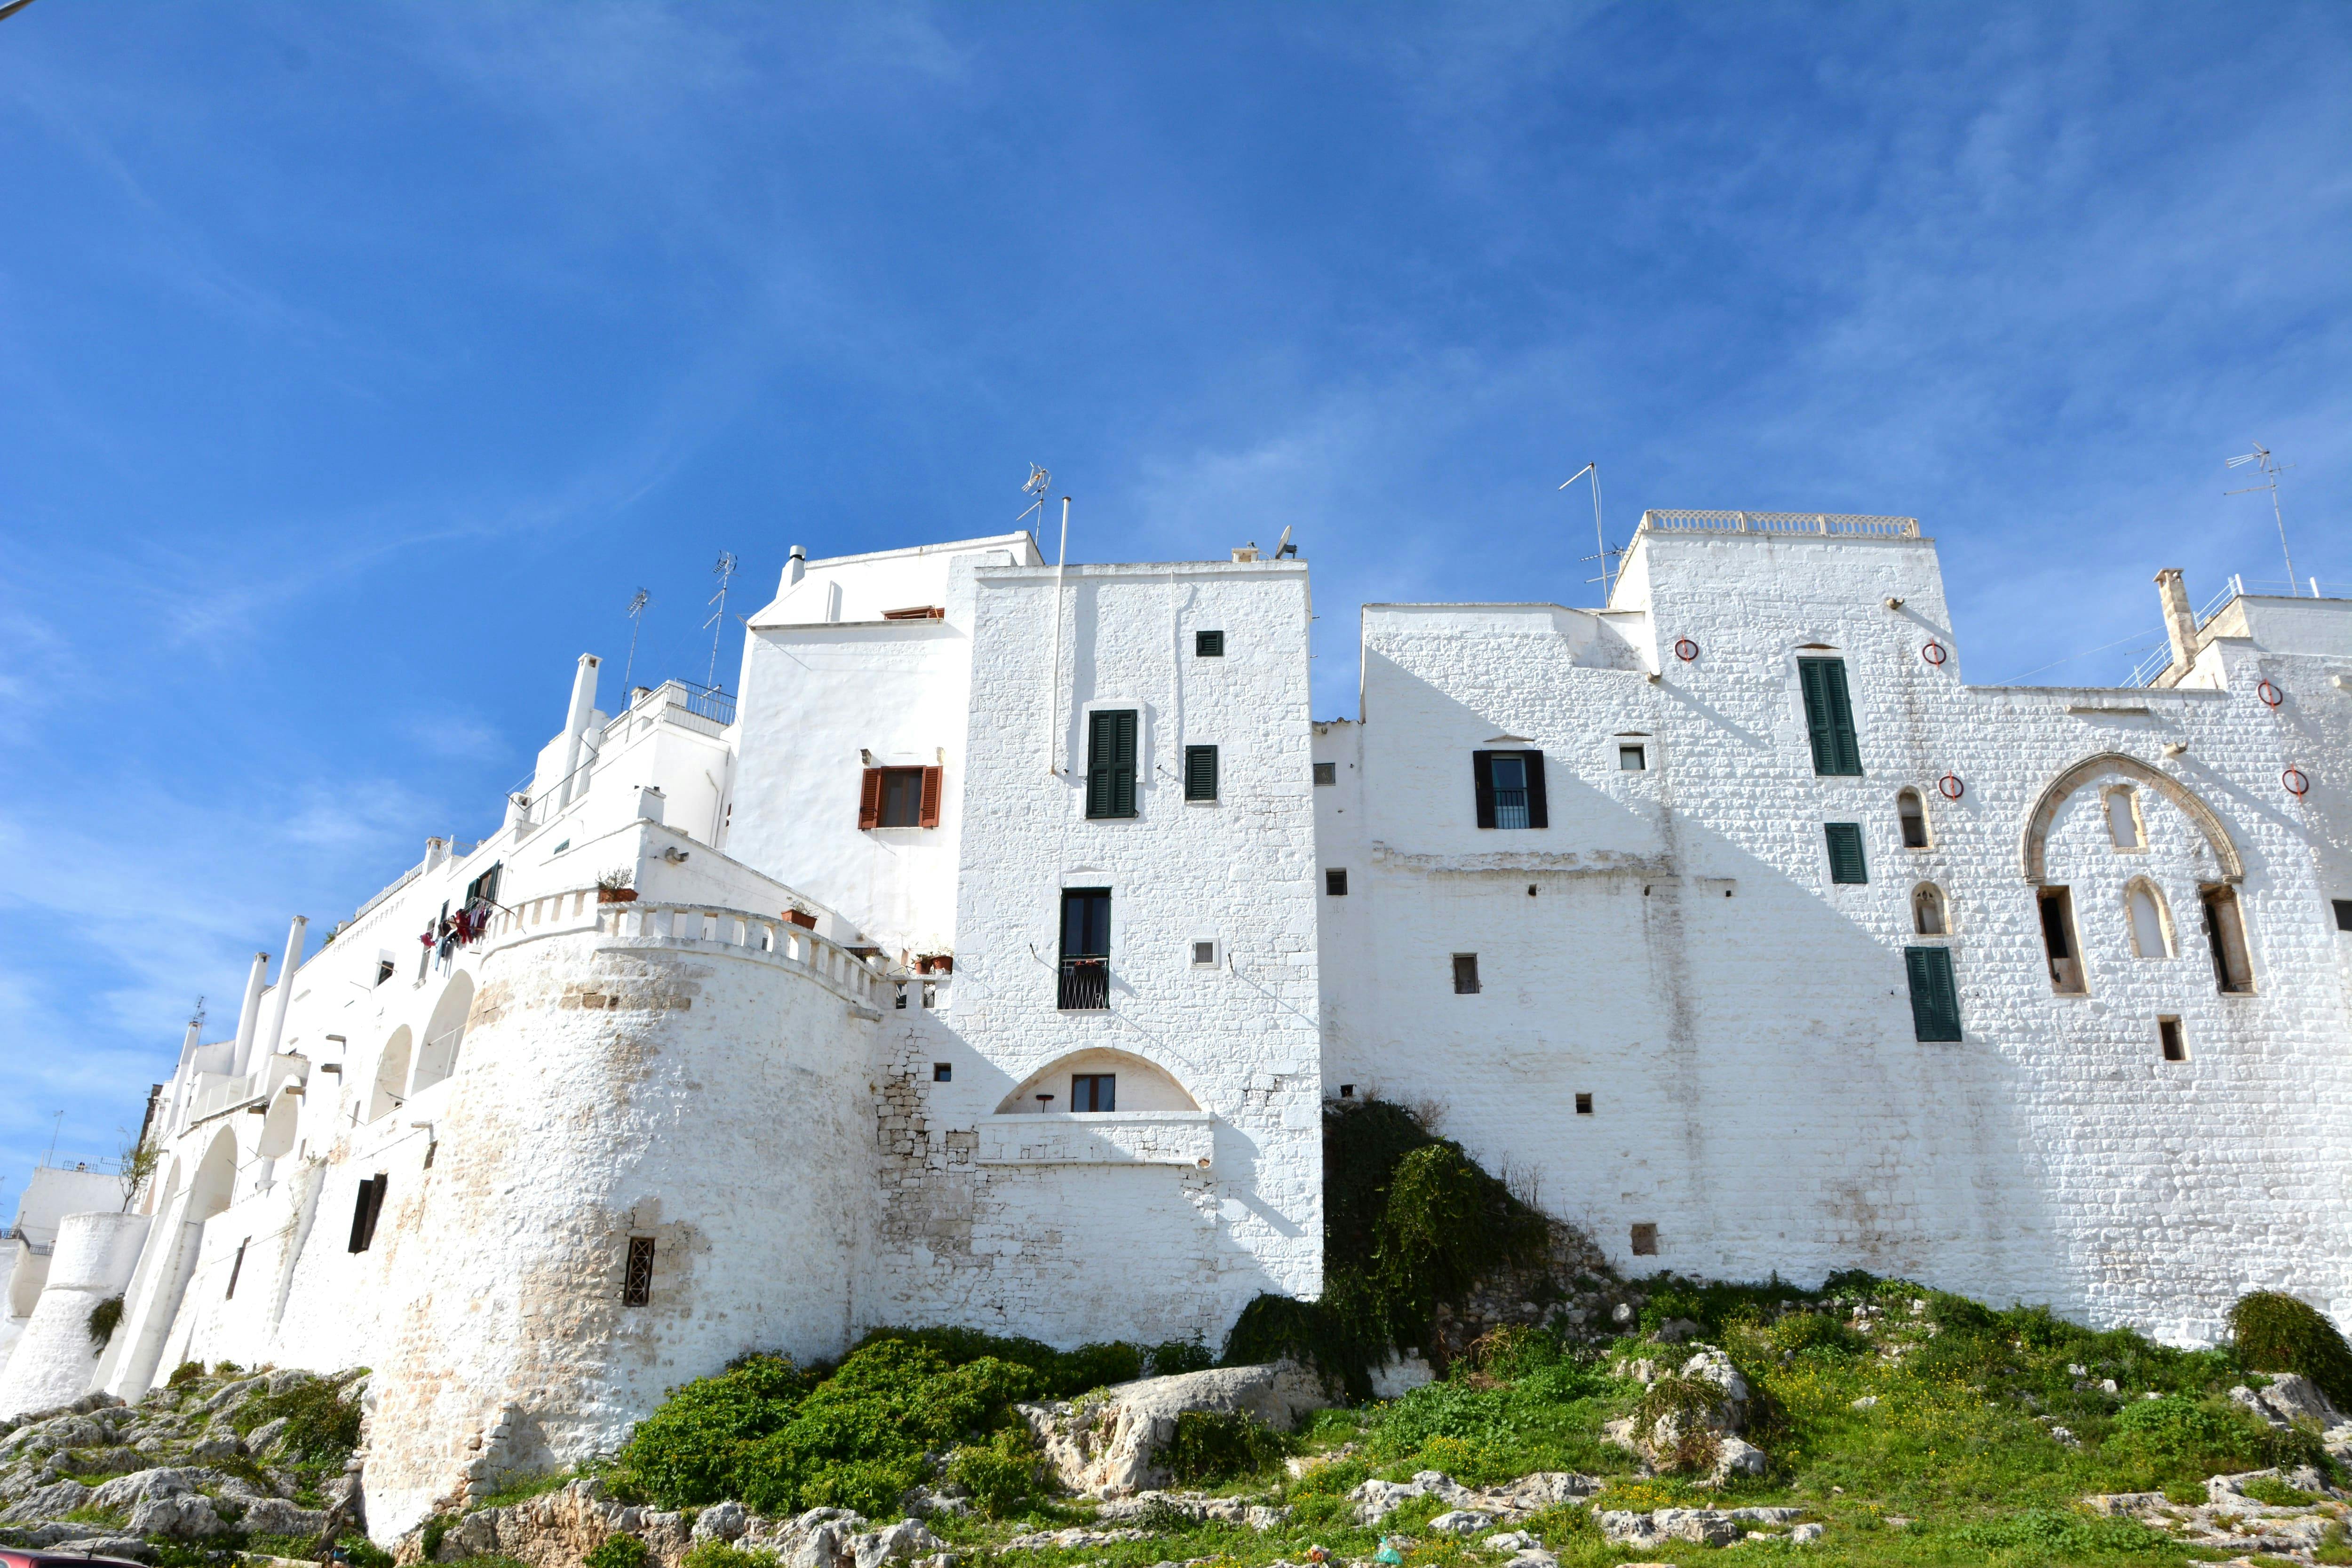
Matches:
[1639,510,1920,538]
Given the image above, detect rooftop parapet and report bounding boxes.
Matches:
[1639,509,1920,538]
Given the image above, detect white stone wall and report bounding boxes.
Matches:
[1323,526,2352,1343]
[0,1211,151,1419]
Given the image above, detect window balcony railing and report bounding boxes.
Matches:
[1057,957,1108,1011]
[1493,788,1530,829]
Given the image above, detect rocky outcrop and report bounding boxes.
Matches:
[415,1484,950,1568]
[1596,1505,1807,1548]
[1348,1469,1599,1526]
[1017,1361,1330,1496]
[1601,1345,1764,1482]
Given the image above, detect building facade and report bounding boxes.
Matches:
[3,511,2347,1538]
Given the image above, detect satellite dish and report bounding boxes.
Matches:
[1274,525,1295,559]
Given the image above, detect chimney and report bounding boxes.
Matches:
[785,545,806,589]
[2155,569,2198,680]
[230,952,271,1078]
[261,916,309,1061]
[559,653,603,808]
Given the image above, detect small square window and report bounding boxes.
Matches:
[374,960,395,987]
[1619,745,1646,771]
[1629,1223,1659,1256]
[1313,761,1337,786]
[1196,630,1224,657]
[2158,1017,2186,1063]
[1339,1083,1355,1098]
[1326,868,1349,896]
[1574,1093,1593,1115]
[1072,1073,1116,1112]
[1452,954,1480,994]
[932,1062,952,1082]
[895,986,909,1010]
[1192,940,1218,967]
[623,1236,656,1307]
[2334,899,2352,932]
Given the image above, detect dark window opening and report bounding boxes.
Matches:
[1629,1223,1659,1256]
[423,1140,437,1169]
[623,1236,655,1307]
[895,986,908,1010]
[465,862,502,911]
[2200,884,2255,994]
[1071,1074,1116,1112]
[347,1173,389,1254]
[1575,1093,1593,1115]
[1825,822,1869,884]
[1897,789,1929,849]
[1313,762,1336,786]
[1339,1083,1355,1098]
[1619,744,1646,771]
[1325,868,1348,896]
[1798,657,1863,775]
[2334,898,2352,932]
[226,1239,249,1299]
[2040,887,2086,993]
[1471,750,1549,829]
[1195,630,1224,657]
[1452,954,1480,995]
[1086,710,1139,819]
[374,959,395,987]
[1059,888,1111,1010]
[1184,744,1219,802]
[1192,940,1217,966]
[933,1062,952,1082]
[2158,1016,2187,1062]
[1905,946,1963,1041]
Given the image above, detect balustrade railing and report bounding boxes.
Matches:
[1639,509,1919,538]
[1057,957,1109,1011]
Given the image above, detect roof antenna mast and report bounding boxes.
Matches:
[621,589,651,692]
[1560,462,1611,607]
[703,554,738,689]
[2224,444,2300,595]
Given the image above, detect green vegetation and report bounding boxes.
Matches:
[86,1294,125,1349]
[583,1534,651,1568]
[1162,1411,1290,1487]
[2230,1289,2352,1409]
[167,1359,207,1387]
[468,1469,577,1510]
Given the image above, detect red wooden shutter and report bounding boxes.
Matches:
[918,766,943,828]
[858,768,883,829]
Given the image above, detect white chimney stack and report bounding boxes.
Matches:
[786,545,806,589]
[559,653,603,808]
[230,952,270,1078]
[261,915,308,1061]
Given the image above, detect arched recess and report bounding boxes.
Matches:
[2124,877,2176,959]
[186,1129,239,1223]
[256,1087,301,1159]
[1911,882,1950,936]
[994,1048,1202,1114]
[370,1027,412,1123]
[411,973,474,1095]
[2020,752,2242,884]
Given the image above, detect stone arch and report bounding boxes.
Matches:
[2123,876,2176,959]
[186,1129,239,1223]
[256,1087,301,1159]
[994,1048,1201,1114]
[411,972,474,1095]
[2020,752,2241,884]
[1911,881,1950,936]
[370,1027,412,1123]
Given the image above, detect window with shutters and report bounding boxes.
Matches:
[347,1173,389,1253]
[1452,954,1480,994]
[1896,788,1930,848]
[861,766,941,828]
[1184,745,1219,802]
[1071,1074,1116,1112]
[1195,630,1224,657]
[1471,750,1549,829]
[1325,868,1348,896]
[1058,888,1111,1010]
[1086,710,1139,819]
[623,1236,655,1307]
[1905,947,1963,1040]
[2038,887,2087,994]
[2199,884,2255,994]
[1824,822,1868,884]
[1797,657,1863,775]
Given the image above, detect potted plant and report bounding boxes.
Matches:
[596,870,637,904]
[784,906,818,929]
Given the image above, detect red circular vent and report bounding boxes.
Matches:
[1674,637,1700,662]
[2282,766,2310,797]
[1938,773,1965,801]
[2257,680,2283,707]
[1922,640,1947,666]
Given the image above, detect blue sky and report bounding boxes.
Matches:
[2,1,2346,1197]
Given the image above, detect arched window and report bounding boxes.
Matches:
[370,1027,412,1123]
[2105,787,2145,851]
[1896,788,1930,849]
[995,1048,1202,1114]
[2125,879,2173,959]
[411,974,475,1095]
[1911,882,1948,936]
[257,1089,301,1159]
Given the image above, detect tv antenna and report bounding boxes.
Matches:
[1560,462,1614,605]
[621,589,652,691]
[1018,464,1052,531]
[702,555,738,689]
[2224,444,2300,594]
[190,995,206,1029]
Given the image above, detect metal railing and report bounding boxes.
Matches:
[1640,510,1919,538]
[1493,788,1530,829]
[1057,957,1108,1011]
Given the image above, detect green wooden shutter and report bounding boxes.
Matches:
[1906,947,1962,1041]
[1470,750,1497,828]
[1799,657,1863,775]
[1111,710,1137,815]
[1825,822,1868,883]
[1184,744,1218,801]
[1087,712,1137,819]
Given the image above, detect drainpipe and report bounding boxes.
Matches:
[559,653,603,808]
[786,545,806,589]
[230,953,270,1079]
[2155,569,2199,683]
[260,916,308,1063]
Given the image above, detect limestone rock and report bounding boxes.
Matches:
[1427,1510,1494,1535]
[1480,1531,1538,1553]
[1709,1435,1768,1483]
[691,1501,749,1543]
[242,1496,331,1537]
[1367,1355,1436,1400]
[1017,1361,1328,1496]
[88,1465,222,1512]
[0,1477,90,1523]
[127,1493,230,1539]
[849,1518,946,1568]
[246,1417,292,1456]
[1790,1522,1825,1544]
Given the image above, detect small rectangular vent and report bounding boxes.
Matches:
[623,1237,656,1307]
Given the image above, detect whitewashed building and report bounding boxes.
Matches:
[3,510,2347,1538]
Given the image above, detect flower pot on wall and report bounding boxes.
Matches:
[597,887,638,905]
[785,910,817,929]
